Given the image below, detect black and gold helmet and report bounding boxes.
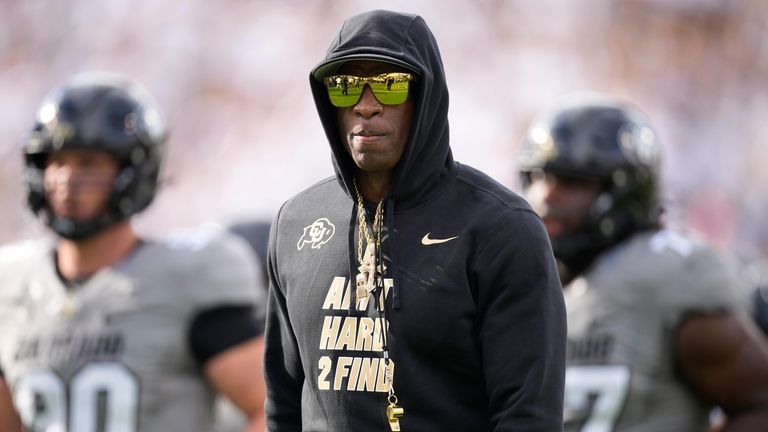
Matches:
[519,95,662,264]
[23,72,167,239]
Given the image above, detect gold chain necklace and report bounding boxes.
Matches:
[354,179,384,301]
[352,179,404,431]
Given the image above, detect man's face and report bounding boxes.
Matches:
[44,149,119,222]
[334,60,415,174]
[524,171,603,240]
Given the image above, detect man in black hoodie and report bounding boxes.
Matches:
[264,10,566,431]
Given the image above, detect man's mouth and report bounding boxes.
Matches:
[353,129,385,137]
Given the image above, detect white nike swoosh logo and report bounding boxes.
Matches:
[421,233,460,245]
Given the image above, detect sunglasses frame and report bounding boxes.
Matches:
[323,72,415,108]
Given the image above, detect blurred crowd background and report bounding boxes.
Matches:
[1,0,766,262]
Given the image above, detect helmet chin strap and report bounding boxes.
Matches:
[551,231,607,283]
[552,194,642,282]
[47,212,122,240]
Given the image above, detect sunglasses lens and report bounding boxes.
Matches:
[370,80,410,105]
[325,76,362,108]
[325,73,413,108]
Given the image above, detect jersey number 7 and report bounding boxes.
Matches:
[564,365,630,432]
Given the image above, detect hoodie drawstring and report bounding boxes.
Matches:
[386,197,402,310]
[347,201,358,316]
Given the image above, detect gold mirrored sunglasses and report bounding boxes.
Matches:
[323,72,415,107]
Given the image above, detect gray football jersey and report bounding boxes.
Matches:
[0,227,260,432]
[563,229,742,432]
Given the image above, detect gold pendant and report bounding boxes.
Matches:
[357,243,377,297]
[387,403,404,431]
[361,243,375,269]
[363,244,377,294]
[355,273,368,300]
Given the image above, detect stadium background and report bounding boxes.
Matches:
[0,0,766,260]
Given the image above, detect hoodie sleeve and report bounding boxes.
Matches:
[472,208,566,431]
[264,211,304,432]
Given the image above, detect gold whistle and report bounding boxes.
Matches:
[387,403,404,431]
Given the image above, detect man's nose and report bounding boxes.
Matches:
[50,167,74,186]
[46,166,85,192]
[353,85,383,118]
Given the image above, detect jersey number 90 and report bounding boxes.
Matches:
[14,362,139,432]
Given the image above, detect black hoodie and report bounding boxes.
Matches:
[265,10,566,431]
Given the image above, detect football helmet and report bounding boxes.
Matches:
[23,72,167,239]
[519,95,661,268]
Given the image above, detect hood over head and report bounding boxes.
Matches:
[310,10,454,209]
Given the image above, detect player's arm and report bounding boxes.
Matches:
[472,209,567,431]
[205,337,265,432]
[0,375,22,432]
[189,306,266,432]
[676,312,768,432]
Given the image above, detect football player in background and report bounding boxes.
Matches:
[518,95,768,431]
[0,72,265,431]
